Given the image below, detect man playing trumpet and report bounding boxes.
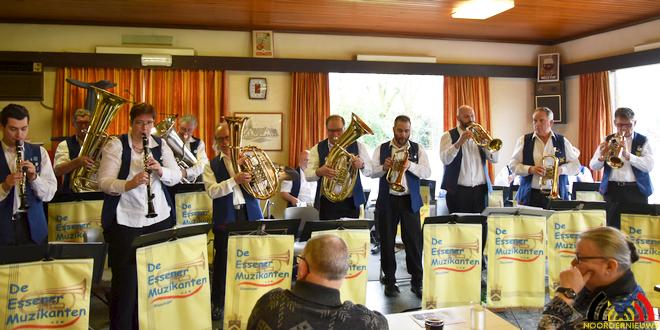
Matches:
[589,107,654,204]
[440,105,499,213]
[370,115,431,298]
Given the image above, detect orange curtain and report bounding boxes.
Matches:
[443,76,494,180]
[579,71,612,181]
[289,72,330,167]
[54,68,225,157]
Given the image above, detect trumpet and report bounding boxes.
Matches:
[386,146,408,193]
[466,122,502,151]
[502,230,544,249]
[155,254,206,287]
[441,240,480,259]
[19,279,87,313]
[605,133,625,169]
[539,147,560,200]
[142,134,158,218]
[243,250,290,274]
[15,140,29,214]
[348,243,368,266]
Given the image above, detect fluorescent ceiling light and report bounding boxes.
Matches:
[356,54,436,63]
[452,0,515,20]
[141,54,172,67]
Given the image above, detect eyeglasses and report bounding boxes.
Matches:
[615,123,633,128]
[134,120,154,127]
[574,254,610,264]
[327,128,343,133]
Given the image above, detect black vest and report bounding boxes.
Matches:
[60,135,81,193]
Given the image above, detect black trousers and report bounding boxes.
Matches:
[446,184,488,214]
[211,207,248,306]
[604,182,647,228]
[377,195,423,286]
[106,217,174,330]
[319,195,360,220]
[6,212,33,245]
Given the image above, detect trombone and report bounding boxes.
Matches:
[466,122,502,151]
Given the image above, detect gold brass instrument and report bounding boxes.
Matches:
[153,115,199,183]
[19,279,87,313]
[466,122,502,151]
[605,133,625,169]
[386,146,408,193]
[15,141,29,213]
[243,250,290,274]
[348,243,368,266]
[322,113,374,202]
[71,87,129,192]
[502,230,544,249]
[155,254,206,287]
[224,116,284,200]
[143,134,158,218]
[539,147,560,200]
[441,240,480,259]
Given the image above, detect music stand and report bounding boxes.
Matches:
[610,202,660,229]
[284,207,319,233]
[132,223,212,248]
[546,200,608,211]
[45,191,105,215]
[421,179,437,201]
[224,219,301,238]
[0,244,48,265]
[298,219,373,242]
[571,182,602,201]
[490,186,512,207]
[49,242,107,286]
[424,215,487,251]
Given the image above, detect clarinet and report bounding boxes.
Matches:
[142,134,158,218]
[16,140,29,213]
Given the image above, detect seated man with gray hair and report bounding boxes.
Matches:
[248,234,388,330]
[54,108,96,192]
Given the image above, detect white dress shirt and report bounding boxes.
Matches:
[203,153,246,207]
[97,135,181,227]
[305,140,373,186]
[439,127,499,187]
[54,139,75,168]
[589,132,654,182]
[280,168,317,204]
[0,141,57,212]
[182,137,209,182]
[509,132,581,189]
[370,140,432,195]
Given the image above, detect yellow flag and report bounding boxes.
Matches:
[0,259,93,330]
[487,214,546,308]
[423,223,482,309]
[312,229,370,304]
[621,214,660,306]
[175,191,215,263]
[224,235,294,330]
[547,210,605,295]
[136,234,212,330]
[47,200,103,242]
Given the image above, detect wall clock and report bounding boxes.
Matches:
[248,77,267,99]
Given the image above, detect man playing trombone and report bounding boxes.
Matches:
[54,108,95,192]
[589,107,654,204]
[370,115,431,298]
[177,114,209,183]
[509,107,580,207]
[440,105,499,213]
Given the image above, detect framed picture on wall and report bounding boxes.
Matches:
[538,53,560,82]
[234,112,283,151]
[252,30,274,58]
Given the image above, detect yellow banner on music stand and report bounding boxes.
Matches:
[487,214,546,308]
[47,200,103,242]
[621,214,660,306]
[423,223,482,309]
[0,259,93,330]
[224,235,294,330]
[547,210,605,295]
[136,234,211,330]
[312,229,370,304]
[175,191,215,263]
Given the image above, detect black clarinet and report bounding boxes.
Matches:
[142,134,158,218]
[15,141,29,213]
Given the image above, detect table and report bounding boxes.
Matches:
[386,305,518,329]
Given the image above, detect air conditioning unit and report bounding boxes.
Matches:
[0,62,43,101]
[95,46,195,56]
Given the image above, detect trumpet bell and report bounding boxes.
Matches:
[607,156,624,169]
[488,138,503,151]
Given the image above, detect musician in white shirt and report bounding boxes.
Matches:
[177,114,209,183]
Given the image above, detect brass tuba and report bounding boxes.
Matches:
[539,147,560,200]
[321,113,374,203]
[386,146,408,193]
[466,122,502,151]
[224,116,284,200]
[70,87,129,192]
[153,115,199,183]
[605,133,625,169]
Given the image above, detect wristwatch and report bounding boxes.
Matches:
[556,287,577,299]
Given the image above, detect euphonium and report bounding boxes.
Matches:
[539,147,560,200]
[466,122,502,151]
[605,133,625,169]
[15,141,29,213]
[71,87,128,192]
[322,113,374,203]
[386,146,408,193]
[153,115,199,183]
[224,116,284,200]
[143,134,158,218]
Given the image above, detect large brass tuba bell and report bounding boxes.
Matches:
[466,122,502,151]
[224,116,284,200]
[153,115,200,183]
[70,87,129,192]
[321,113,374,203]
[539,147,560,200]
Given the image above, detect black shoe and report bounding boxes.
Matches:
[212,303,223,321]
[384,284,400,297]
[371,243,380,255]
[411,284,423,299]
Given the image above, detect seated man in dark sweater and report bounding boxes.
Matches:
[248,234,388,330]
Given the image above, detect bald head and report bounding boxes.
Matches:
[214,123,230,156]
[457,105,475,128]
[299,150,310,169]
[303,234,349,281]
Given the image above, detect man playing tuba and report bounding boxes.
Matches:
[369,115,431,298]
[306,115,372,220]
[54,108,96,192]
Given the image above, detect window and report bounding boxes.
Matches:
[329,73,444,200]
[611,64,660,203]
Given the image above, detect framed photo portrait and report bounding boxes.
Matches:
[252,30,274,58]
[234,112,282,151]
[538,53,560,82]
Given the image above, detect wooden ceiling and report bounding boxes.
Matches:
[3,0,660,44]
